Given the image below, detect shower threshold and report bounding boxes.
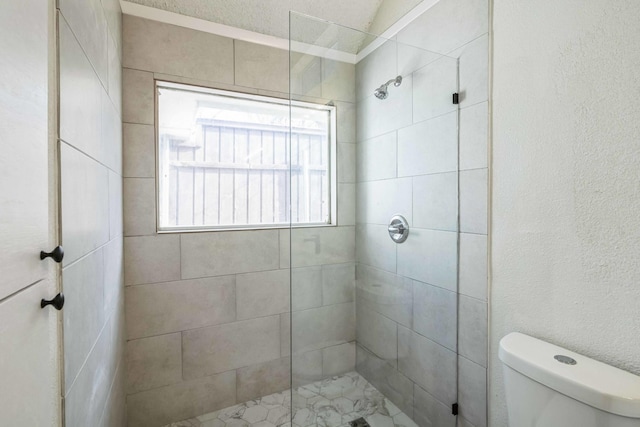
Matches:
[164,371,417,427]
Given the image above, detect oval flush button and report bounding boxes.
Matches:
[554,355,577,365]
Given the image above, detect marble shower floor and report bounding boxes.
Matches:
[164,372,418,427]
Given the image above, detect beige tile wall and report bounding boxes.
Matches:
[122,15,357,427]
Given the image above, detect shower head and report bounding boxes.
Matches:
[373,76,403,100]
[374,86,388,100]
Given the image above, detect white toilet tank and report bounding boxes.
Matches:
[499,332,640,427]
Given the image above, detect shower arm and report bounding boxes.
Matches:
[381,78,397,88]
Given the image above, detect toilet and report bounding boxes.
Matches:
[499,332,640,426]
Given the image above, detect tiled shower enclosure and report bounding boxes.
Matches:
[122,1,488,426]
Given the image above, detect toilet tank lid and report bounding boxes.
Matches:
[499,332,640,418]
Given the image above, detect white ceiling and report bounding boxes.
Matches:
[125,0,421,40]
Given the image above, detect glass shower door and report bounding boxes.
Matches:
[289,12,460,427]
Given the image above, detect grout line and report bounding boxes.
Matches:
[178,233,182,279]
[65,307,114,396]
[357,108,459,143]
[62,234,122,271]
[59,138,123,176]
[58,12,111,98]
[232,39,236,86]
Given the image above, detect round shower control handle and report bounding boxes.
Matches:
[388,223,406,234]
[388,215,409,243]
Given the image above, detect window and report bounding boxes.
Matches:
[156,81,337,231]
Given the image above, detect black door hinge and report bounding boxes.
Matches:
[452,93,460,104]
[452,403,459,415]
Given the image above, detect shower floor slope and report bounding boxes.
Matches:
[164,371,417,427]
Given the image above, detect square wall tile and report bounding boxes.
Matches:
[182,316,280,379]
[125,275,236,339]
[124,234,180,285]
[123,15,234,84]
[235,40,288,93]
[397,112,458,177]
[126,333,182,394]
[236,269,290,320]
[181,229,280,279]
[460,169,488,234]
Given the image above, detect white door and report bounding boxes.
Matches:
[0,0,60,426]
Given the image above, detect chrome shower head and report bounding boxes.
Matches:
[374,86,388,99]
[373,75,403,100]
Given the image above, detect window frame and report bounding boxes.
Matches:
[154,80,338,233]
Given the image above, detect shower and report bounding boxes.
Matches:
[373,75,403,99]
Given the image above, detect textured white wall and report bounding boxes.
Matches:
[491,0,640,425]
[126,0,384,38]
